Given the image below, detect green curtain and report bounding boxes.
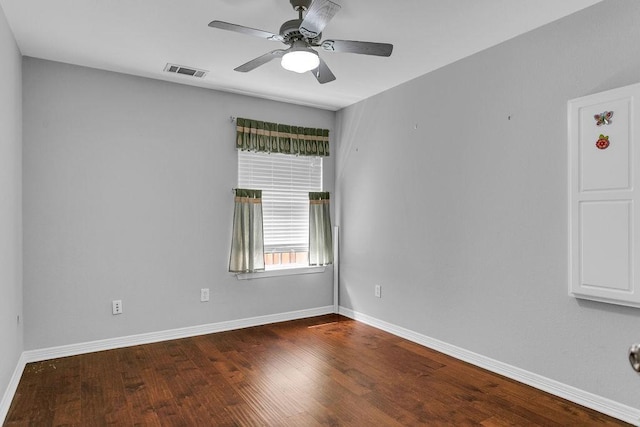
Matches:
[309,192,333,266]
[235,117,329,157]
[229,189,265,273]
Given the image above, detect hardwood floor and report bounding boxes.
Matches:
[5,315,630,426]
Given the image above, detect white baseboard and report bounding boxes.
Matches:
[338,306,640,426]
[1,305,334,423]
[0,352,28,425]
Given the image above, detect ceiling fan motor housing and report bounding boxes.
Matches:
[279,19,321,44]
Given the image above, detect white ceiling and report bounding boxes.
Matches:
[0,0,601,111]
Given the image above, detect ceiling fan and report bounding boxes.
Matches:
[208,0,393,84]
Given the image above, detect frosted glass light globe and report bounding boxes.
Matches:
[281,50,320,73]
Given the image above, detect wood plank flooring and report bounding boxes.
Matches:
[4,315,630,426]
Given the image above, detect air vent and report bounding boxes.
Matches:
[164,63,208,78]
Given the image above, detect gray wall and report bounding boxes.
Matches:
[335,0,640,409]
[0,2,22,402]
[23,58,335,350]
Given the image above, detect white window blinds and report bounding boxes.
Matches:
[238,151,323,253]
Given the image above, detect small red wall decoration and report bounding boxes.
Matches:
[595,134,610,150]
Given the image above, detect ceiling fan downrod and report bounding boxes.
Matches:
[290,0,312,14]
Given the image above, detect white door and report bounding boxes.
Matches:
[569,83,640,308]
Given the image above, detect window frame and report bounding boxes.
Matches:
[236,150,326,277]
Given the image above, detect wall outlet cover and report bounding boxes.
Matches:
[112,300,123,315]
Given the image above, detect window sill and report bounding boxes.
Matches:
[235,266,326,280]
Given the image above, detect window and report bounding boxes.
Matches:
[238,150,322,269]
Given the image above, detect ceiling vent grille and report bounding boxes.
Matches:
[164,63,208,78]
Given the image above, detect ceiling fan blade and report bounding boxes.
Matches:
[320,40,393,57]
[299,0,341,39]
[208,21,283,42]
[310,57,336,84]
[234,50,286,72]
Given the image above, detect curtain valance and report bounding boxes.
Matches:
[235,117,330,157]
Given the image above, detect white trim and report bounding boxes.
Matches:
[236,266,325,280]
[0,352,28,424]
[23,306,334,363]
[1,305,333,424]
[332,226,339,313]
[338,306,640,426]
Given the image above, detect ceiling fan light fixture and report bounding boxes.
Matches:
[281,44,319,73]
[208,0,392,83]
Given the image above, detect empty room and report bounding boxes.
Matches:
[1,0,640,425]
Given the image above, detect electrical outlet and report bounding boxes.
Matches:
[375,285,382,298]
[112,300,123,315]
[200,288,210,302]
